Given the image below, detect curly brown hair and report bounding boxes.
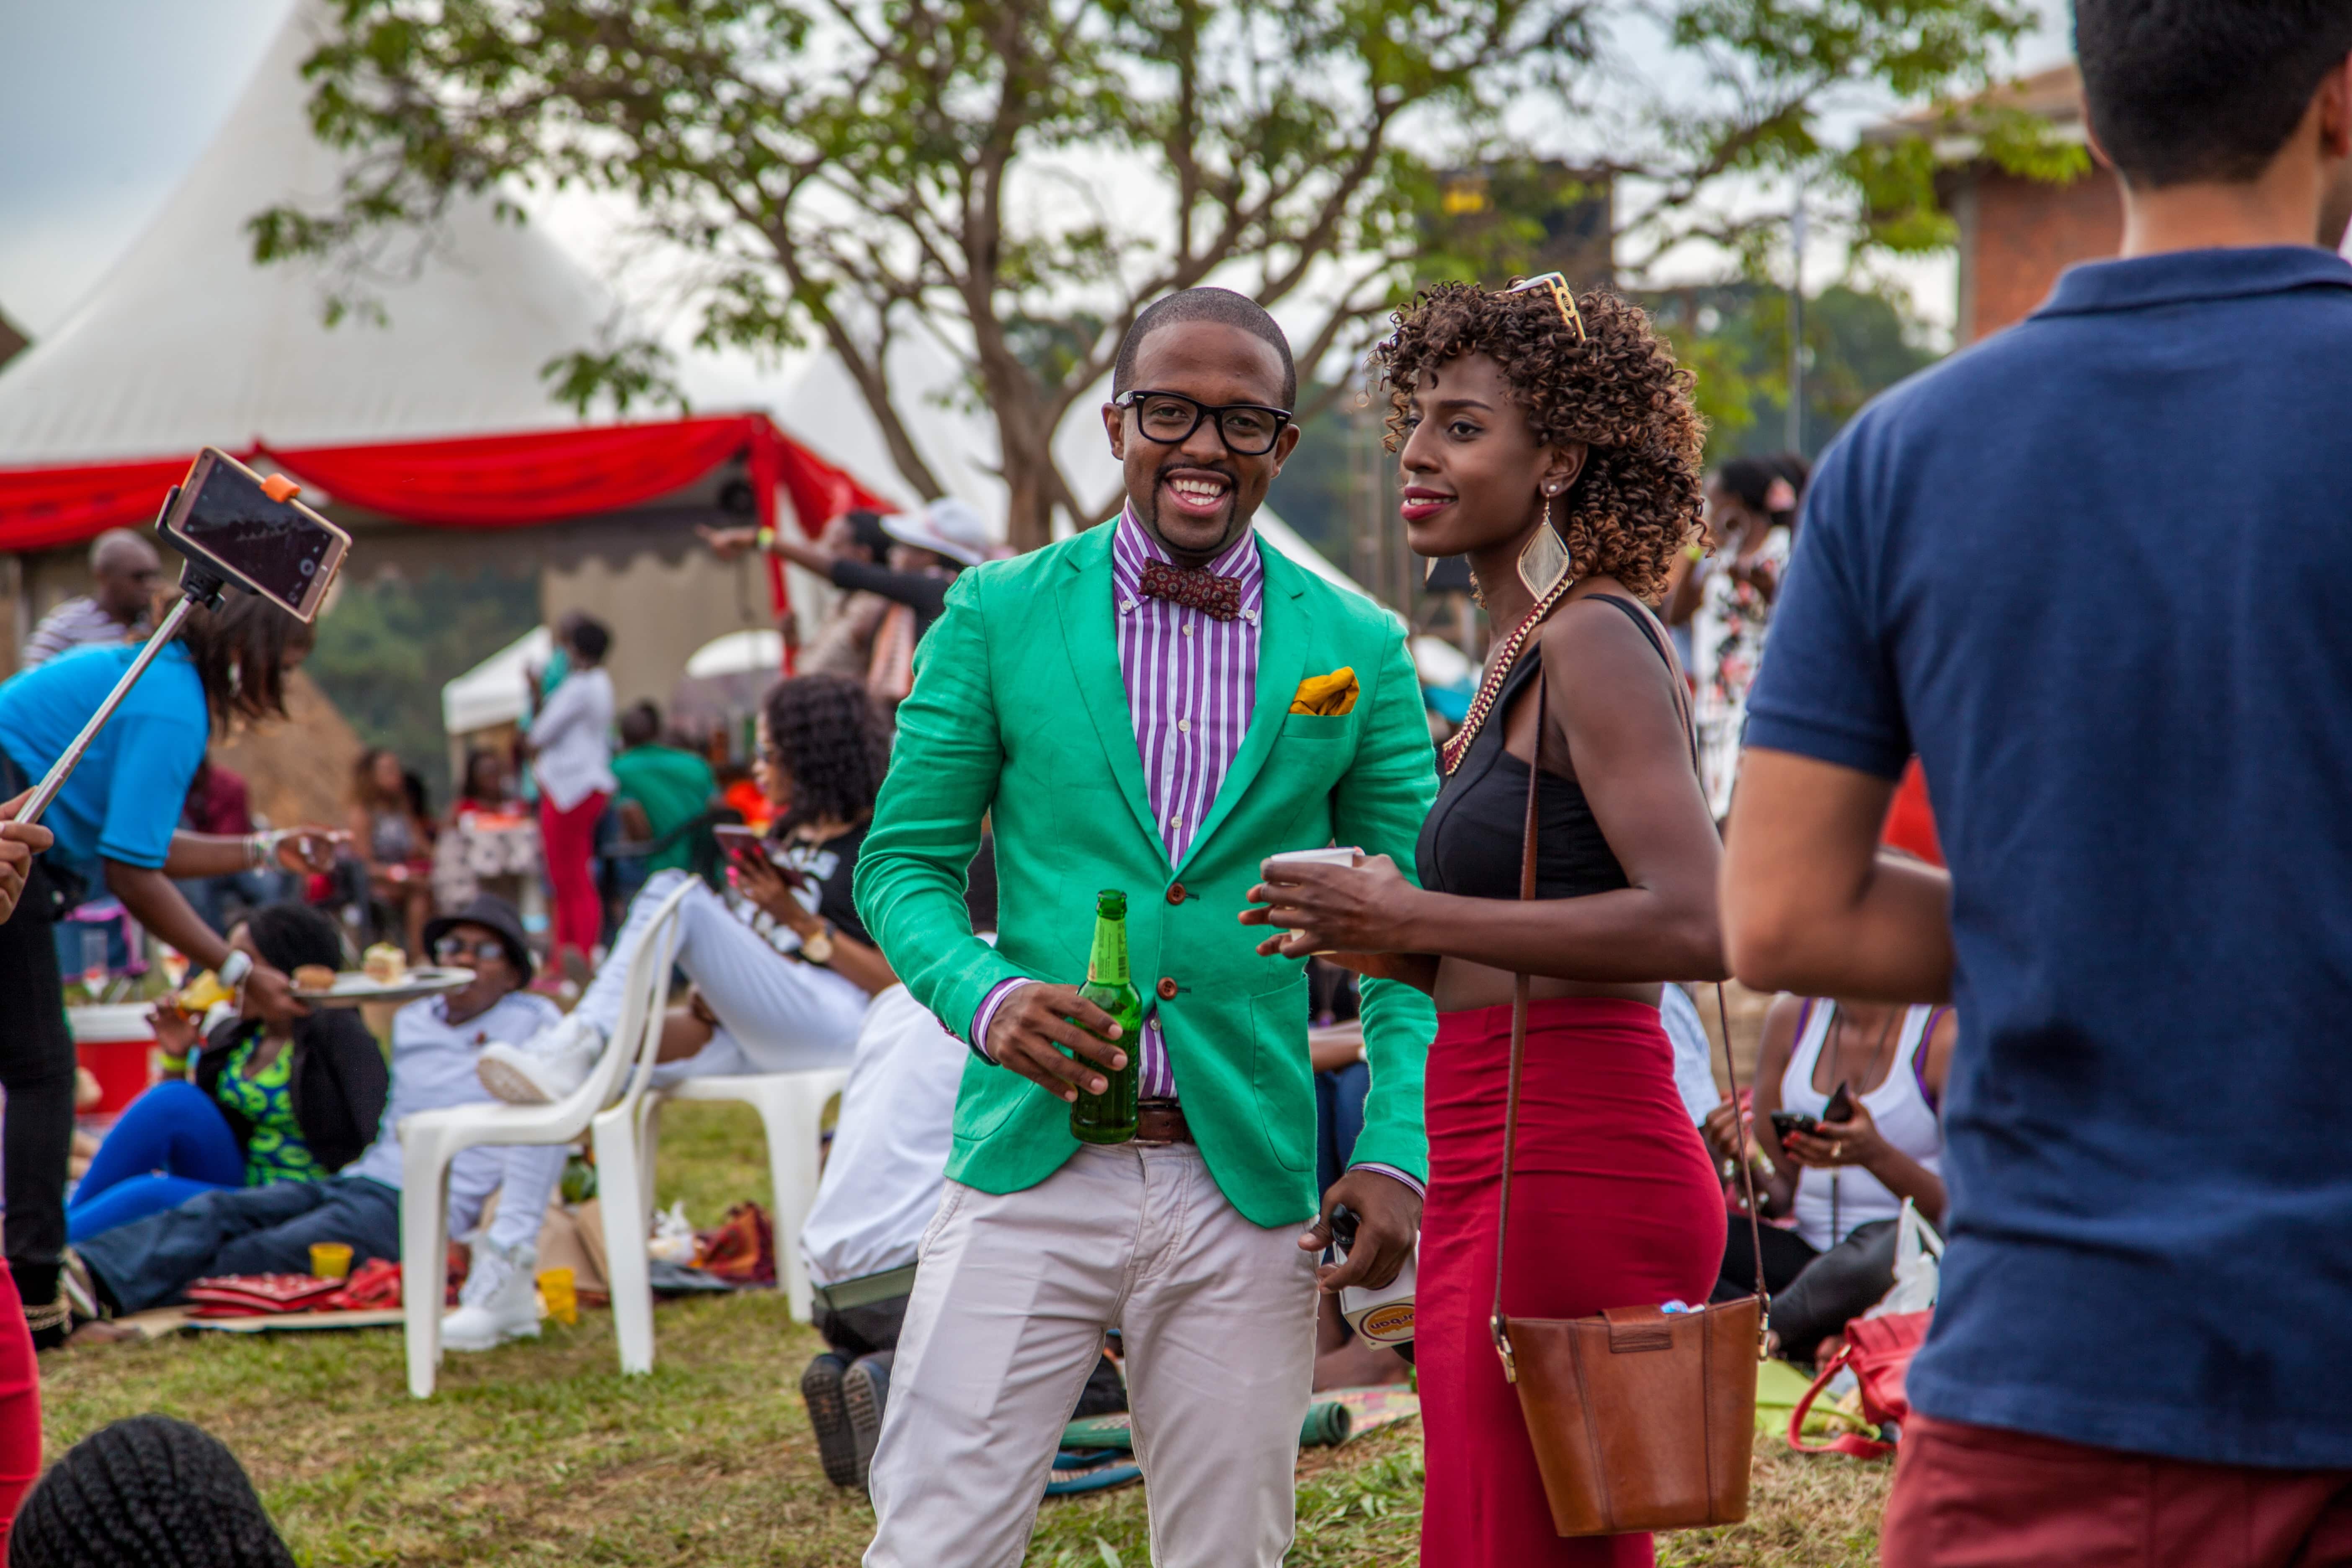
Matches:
[1370,282,1706,600]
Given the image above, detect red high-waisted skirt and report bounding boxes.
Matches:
[1417,998,1727,1568]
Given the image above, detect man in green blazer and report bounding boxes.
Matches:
[854,289,1437,1567]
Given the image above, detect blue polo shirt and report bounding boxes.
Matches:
[1746,246,2352,1469]
[0,640,209,887]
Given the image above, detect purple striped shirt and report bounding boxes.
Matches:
[1114,507,1262,1096]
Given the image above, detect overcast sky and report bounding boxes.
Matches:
[0,0,2074,343]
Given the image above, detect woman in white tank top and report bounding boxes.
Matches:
[1700,994,1955,1363]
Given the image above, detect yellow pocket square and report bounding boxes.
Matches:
[1289,668,1359,716]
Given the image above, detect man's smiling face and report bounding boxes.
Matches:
[1103,320,1300,565]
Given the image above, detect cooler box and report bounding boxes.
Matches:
[67,1003,159,1115]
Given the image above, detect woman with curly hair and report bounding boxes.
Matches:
[475,672,897,1102]
[1244,279,1726,1565]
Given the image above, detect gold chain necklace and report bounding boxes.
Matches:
[1439,572,1578,775]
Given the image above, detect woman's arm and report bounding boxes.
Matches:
[1707,993,1800,1217]
[733,848,898,997]
[1247,600,1724,982]
[165,828,346,881]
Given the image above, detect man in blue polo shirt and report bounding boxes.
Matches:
[1722,4,2352,1563]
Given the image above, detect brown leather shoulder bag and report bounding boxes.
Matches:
[1490,653,1767,1537]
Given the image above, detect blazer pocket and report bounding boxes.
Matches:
[1281,712,1353,741]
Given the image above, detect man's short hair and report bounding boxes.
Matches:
[1112,288,1298,410]
[619,701,660,749]
[88,528,154,574]
[2077,0,2352,187]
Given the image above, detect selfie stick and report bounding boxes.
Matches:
[17,486,229,829]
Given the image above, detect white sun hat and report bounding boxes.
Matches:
[880,497,993,567]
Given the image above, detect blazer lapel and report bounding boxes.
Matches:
[1053,528,1166,861]
[1175,537,1311,877]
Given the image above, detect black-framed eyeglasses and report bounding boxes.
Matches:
[1112,390,1293,456]
[433,936,505,965]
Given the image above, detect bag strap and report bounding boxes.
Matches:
[1785,1346,1895,1459]
[1490,637,1770,1389]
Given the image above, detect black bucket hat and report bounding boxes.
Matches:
[420,894,536,980]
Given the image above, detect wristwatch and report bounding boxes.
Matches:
[800,922,836,967]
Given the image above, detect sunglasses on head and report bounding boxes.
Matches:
[1501,272,1588,343]
[433,936,506,965]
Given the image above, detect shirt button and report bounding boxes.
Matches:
[1182,624,1194,638]
[1157,977,1179,1001]
[1166,883,1186,905]
[1177,718,1191,734]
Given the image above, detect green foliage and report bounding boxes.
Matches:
[1645,282,1938,460]
[258,0,2045,550]
[305,569,542,794]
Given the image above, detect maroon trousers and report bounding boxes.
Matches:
[1883,1414,2352,1568]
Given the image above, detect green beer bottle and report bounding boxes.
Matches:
[1070,889,1143,1144]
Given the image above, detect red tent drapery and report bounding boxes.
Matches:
[0,414,887,552]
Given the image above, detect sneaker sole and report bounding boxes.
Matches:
[842,1361,887,1491]
[442,1319,542,1354]
[802,1357,861,1489]
[476,1057,556,1105]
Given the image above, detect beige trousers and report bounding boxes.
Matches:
[864,1142,1320,1568]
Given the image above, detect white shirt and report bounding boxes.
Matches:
[531,668,616,811]
[799,984,970,1287]
[20,596,137,669]
[346,989,564,1235]
[1659,983,1725,1125]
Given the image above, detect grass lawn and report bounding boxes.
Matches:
[39,1103,1890,1565]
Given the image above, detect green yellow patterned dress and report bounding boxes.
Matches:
[215,1032,322,1187]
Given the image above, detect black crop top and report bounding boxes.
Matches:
[1416,596,1689,903]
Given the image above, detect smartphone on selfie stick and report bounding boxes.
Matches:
[17,447,351,827]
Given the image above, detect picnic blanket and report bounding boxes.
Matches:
[1060,1385,1420,1456]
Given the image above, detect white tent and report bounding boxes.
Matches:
[684,628,786,679]
[0,0,749,465]
[442,626,551,736]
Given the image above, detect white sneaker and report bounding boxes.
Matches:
[441,1238,541,1352]
[475,1013,607,1105]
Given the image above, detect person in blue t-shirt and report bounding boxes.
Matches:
[1720,5,2352,1562]
[0,591,340,1346]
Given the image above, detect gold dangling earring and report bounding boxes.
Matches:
[1517,489,1571,599]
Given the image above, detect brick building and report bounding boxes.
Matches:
[1875,63,2121,344]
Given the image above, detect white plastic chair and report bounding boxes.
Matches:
[610,1065,850,1347]
[395,877,692,1398]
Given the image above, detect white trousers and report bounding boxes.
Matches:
[864,1142,1320,1568]
[576,869,868,1082]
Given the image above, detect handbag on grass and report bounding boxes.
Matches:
[1490,658,1769,1537]
[1787,1309,1930,1460]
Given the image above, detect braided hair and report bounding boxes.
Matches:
[761,674,890,835]
[10,1416,296,1568]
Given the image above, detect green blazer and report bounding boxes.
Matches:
[852,521,1440,1227]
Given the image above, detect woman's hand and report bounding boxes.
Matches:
[1240,854,1419,960]
[698,524,762,561]
[1783,1096,1889,1172]
[1701,1098,1749,1166]
[271,827,349,875]
[149,1003,200,1056]
[733,847,816,934]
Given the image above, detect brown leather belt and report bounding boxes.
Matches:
[1134,1099,1193,1145]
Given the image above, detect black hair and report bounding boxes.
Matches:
[237,901,347,977]
[566,615,611,665]
[845,510,895,558]
[9,1415,297,1568]
[619,701,661,749]
[462,748,505,799]
[1713,454,1807,529]
[2076,0,2352,187]
[175,593,314,736]
[1112,288,1298,410]
[761,673,890,835]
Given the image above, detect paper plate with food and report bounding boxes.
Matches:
[292,945,474,1006]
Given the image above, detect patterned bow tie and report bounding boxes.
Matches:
[1137,558,1242,621]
